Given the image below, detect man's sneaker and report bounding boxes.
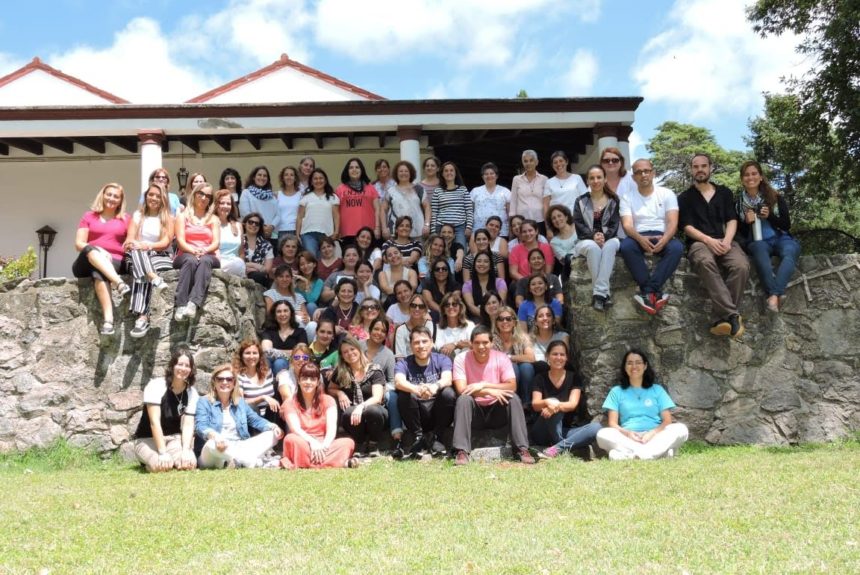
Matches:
[130,317,149,339]
[592,295,605,311]
[409,436,427,459]
[431,440,447,458]
[537,446,560,459]
[517,447,537,465]
[729,314,745,339]
[634,294,656,315]
[608,448,634,461]
[654,293,670,312]
[709,318,732,337]
[390,440,405,460]
[454,450,470,466]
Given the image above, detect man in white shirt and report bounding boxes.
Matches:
[618,159,684,315]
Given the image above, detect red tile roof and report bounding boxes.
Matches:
[186,53,385,103]
[0,57,129,104]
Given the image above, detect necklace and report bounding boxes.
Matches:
[171,386,186,414]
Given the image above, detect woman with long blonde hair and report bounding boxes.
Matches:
[172,182,220,321]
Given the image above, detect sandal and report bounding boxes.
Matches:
[115,282,131,297]
[100,321,115,336]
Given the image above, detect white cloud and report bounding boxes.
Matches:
[561,49,598,96]
[0,53,24,77]
[634,0,808,119]
[48,18,216,103]
[628,130,645,161]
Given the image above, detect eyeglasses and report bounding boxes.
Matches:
[292,354,310,361]
[601,157,621,165]
[246,220,261,227]
[443,301,460,308]
[497,316,515,323]
[153,175,169,181]
[361,304,380,311]
[434,267,449,272]
[213,375,234,383]
[410,302,427,310]
[626,360,645,366]
[196,192,213,200]
[632,169,653,177]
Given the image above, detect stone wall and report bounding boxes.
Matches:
[1,255,858,455]
[569,254,860,445]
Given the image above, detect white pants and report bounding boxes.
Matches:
[596,422,688,460]
[198,430,277,469]
[220,256,246,277]
[575,238,620,297]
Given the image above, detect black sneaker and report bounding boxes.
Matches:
[592,295,605,311]
[603,295,614,308]
[729,314,745,339]
[430,440,447,458]
[390,440,405,460]
[409,435,427,459]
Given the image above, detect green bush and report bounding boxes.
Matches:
[0,246,37,282]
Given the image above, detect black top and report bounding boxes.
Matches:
[320,302,359,332]
[134,386,189,439]
[678,184,738,246]
[261,327,308,351]
[532,370,585,428]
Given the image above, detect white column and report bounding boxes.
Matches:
[398,125,422,177]
[138,130,165,203]
[617,126,632,166]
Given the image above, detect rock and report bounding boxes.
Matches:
[108,390,143,412]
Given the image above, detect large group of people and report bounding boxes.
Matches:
[72,150,800,469]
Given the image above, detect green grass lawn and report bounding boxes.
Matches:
[1,440,858,574]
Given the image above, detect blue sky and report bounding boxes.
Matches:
[0,0,808,158]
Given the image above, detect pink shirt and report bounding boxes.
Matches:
[510,172,548,222]
[78,211,129,260]
[335,183,379,237]
[453,349,515,406]
[508,242,554,278]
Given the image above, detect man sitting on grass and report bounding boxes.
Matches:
[451,325,536,465]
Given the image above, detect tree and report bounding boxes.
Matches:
[747,0,860,187]
[516,89,529,99]
[646,122,748,193]
[747,93,860,235]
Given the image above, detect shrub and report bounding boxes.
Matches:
[0,246,37,282]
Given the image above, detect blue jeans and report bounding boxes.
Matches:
[446,224,467,253]
[269,357,289,378]
[512,362,535,406]
[300,231,327,259]
[386,388,403,437]
[747,234,800,296]
[531,416,601,452]
[619,233,683,295]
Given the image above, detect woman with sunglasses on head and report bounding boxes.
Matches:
[73,182,131,336]
[394,294,436,360]
[431,161,473,250]
[573,165,621,310]
[275,344,311,403]
[597,348,688,460]
[296,168,340,258]
[239,166,280,243]
[462,250,507,321]
[241,212,273,288]
[133,347,199,472]
[281,362,357,469]
[421,256,461,320]
[600,147,636,198]
[261,300,308,378]
[434,292,474,359]
[196,363,283,469]
[294,250,324,317]
[219,167,243,208]
[530,341,601,459]
[543,150,587,236]
[276,165,302,239]
[337,157,382,245]
[124,181,173,338]
[328,336,389,457]
[173,182,220,322]
[214,189,245,278]
[492,305,536,407]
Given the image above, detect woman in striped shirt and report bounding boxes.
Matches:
[234,339,281,429]
[431,161,473,251]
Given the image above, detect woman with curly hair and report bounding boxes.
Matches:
[234,339,280,427]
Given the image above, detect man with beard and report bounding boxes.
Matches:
[678,153,749,339]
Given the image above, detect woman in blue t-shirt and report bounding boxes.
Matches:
[596,349,688,460]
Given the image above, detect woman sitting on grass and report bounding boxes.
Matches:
[133,348,199,472]
[234,340,280,427]
[596,349,688,460]
[195,363,283,469]
[281,362,357,469]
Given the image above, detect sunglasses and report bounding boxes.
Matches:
[361,304,380,311]
[434,267,449,272]
[196,192,213,200]
[213,375,234,383]
[601,157,621,164]
[246,220,262,227]
[443,301,460,308]
[292,354,310,362]
[153,176,168,181]
[410,302,427,310]
[632,169,653,176]
[497,316,515,323]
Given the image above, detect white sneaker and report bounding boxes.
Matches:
[174,305,187,321]
[609,448,634,461]
[151,277,168,292]
[665,448,675,459]
[185,302,197,318]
